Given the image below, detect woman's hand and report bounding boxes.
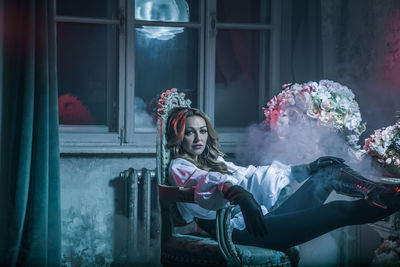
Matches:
[222,184,268,237]
[237,195,268,237]
[308,156,345,173]
[292,156,345,182]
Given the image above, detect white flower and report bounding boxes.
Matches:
[264,80,365,148]
[376,146,387,156]
[344,116,361,131]
[321,99,334,110]
[294,92,311,110]
[306,107,319,118]
[363,120,400,176]
[347,135,359,147]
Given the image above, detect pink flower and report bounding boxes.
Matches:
[364,138,371,150]
[269,110,280,129]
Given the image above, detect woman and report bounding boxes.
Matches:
[165,107,400,250]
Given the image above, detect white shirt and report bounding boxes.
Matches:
[168,157,294,230]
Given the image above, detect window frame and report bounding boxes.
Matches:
[56,1,126,152]
[57,0,281,154]
[206,0,281,152]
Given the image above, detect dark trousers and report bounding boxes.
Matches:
[231,165,398,250]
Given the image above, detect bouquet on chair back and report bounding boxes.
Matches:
[363,113,400,177]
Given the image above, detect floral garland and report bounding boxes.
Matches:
[263,80,366,148]
[372,238,400,266]
[363,116,400,177]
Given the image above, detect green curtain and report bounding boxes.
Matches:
[0,0,61,266]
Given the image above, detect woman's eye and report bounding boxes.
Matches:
[184,130,193,135]
[200,129,207,134]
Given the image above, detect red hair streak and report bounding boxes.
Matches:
[172,110,188,141]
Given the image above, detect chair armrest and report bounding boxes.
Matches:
[216,206,300,267]
[158,184,195,202]
[158,185,239,265]
[216,206,241,266]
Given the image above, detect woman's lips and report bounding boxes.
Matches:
[192,144,203,149]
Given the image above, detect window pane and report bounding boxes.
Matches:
[135,0,199,22]
[134,27,198,129]
[217,0,271,24]
[215,30,269,127]
[57,22,118,130]
[56,0,119,19]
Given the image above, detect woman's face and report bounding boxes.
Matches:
[181,115,208,160]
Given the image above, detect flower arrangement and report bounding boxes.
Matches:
[363,116,400,177]
[371,238,400,266]
[263,80,366,148]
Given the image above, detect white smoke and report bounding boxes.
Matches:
[134,97,156,128]
[236,115,384,265]
[237,116,383,179]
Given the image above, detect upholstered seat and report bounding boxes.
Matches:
[156,88,298,267]
[162,234,226,266]
[235,245,291,266]
[162,233,292,266]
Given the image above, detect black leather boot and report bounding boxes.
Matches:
[332,164,400,209]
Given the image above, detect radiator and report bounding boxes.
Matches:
[119,168,161,265]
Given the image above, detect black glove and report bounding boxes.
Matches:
[223,184,268,237]
[308,156,345,173]
[291,156,345,182]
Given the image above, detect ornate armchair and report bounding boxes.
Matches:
[156,88,298,266]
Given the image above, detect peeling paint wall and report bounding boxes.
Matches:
[60,156,156,266]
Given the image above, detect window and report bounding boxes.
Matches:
[133,0,200,131]
[56,0,281,153]
[56,0,123,151]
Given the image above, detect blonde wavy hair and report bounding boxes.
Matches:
[165,107,231,174]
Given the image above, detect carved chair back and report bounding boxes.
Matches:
[156,88,191,185]
[156,89,195,243]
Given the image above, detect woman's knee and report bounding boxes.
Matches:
[309,164,343,184]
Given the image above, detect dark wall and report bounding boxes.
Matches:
[280,0,400,139]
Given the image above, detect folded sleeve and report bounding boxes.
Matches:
[218,157,294,210]
[169,158,229,211]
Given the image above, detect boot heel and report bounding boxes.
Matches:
[334,165,400,209]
